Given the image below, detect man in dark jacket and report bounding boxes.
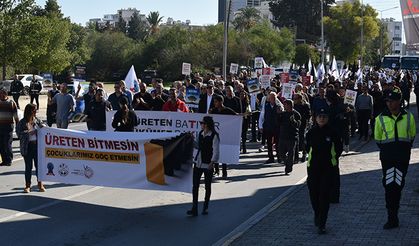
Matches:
[29,75,42,110]
[278,99,301,174]
[85,89,112,131]
[306,108,343,234]
[259,92,283,164]
[9,75,23,109]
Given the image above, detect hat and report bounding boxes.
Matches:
[201,116,215,128]
[316,107,330,116]
[385,88,402,101]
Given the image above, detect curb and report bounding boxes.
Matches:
[215,138,370,246]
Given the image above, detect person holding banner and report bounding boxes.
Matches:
[0,88,19,166]
[112,97,138,132]
[187,116,220,217]
[85,89,112,131]
[16,104,46,193]
[107,81,130,111]
[132,82,153,110]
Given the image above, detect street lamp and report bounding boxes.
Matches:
[379,6,399,58]
[321,0,324,65]
[222,0,232,81]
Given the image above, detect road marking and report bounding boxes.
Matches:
[0,186,103,223]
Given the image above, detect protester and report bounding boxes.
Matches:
[187,116,220,216]
[50,83,75,129]
[29,74,42,110]
[16,104,46,193]
[77,81,97,130]
[209,94,237,178]
[162,88,189,112]
[355,85,373,141]
[293,93,311,162]
[259,92,284,163]
[132,82,153,110]
[223,85,241,114]
[239,90,251,154]
[278,99,301,174]
[120,80,133,106]
[198,83,216,113]
[10,75,23,109]
[150,83,168,111]
[46,82,60,127]
[0,88,19,166]
[85,89,112,131]
[112,97,137,132]
[306,107,343,234]
[374,87,416,229]
[108,81,130,111]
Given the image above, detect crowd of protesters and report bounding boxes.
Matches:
[0,67,418,231]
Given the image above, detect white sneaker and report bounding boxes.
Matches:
[258,146,265,153]
[344,145,349,153]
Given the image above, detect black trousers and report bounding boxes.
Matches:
[251,112,260,142]
[295,126,307,159]
[308,172,333,228]
[357,109,371,138]
[279,139,296,173]
[330,166,340,203]
[381,160,409,213]
[0,131,13,164]
[12,94,20,109]
[264,130,278,160]
[30,95,40,109]
[24,143,38,184]
[192,166,213,210]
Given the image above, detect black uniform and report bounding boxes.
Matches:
[46,89,60,127]
[9,79,23,109]
[29,79,42,109]
[306,123,343,230]
[277,109,301,173]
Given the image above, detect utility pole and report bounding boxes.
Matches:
[321,0,325,65]
[222,0,231,81]
[360,0,364,69]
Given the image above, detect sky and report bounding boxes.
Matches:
[35,0,402,26]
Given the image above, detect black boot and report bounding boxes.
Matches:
[187,205,198,217]
[383,210,399,229]
[202,201,209,215]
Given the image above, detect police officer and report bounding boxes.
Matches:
[29,75,42,110]
[374,87,416,229]
[306,108,343,234]
[10,75,23,109]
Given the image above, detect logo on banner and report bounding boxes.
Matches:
[47,163,55,176]
[58,163,69,177]
[71,165,94,179]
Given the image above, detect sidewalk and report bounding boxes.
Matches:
[230,119,419,245]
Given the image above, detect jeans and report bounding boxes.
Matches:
[192,166,213,211]
[279,139,296,173]
[0,131,13,164]
[24,142,38,184]
[56,118,69,129]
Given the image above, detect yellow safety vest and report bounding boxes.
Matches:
[374,112,416,144]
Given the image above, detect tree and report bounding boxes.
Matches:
[116,15,127,34]
[0,0,36,79]
[323,0,379,63]
[294,44,320,66]
[44,0,63,18]
[146,11,163,35]
[67,23,91,69]
[127,12,148,41]
[233,7,261,32]
[269,0,335,43]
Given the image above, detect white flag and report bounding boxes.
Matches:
[329,56,339,78]
[307,58,312,76]
[124,65,139,92]
[317,63,325,84]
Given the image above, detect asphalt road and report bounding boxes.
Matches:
[0,120,308,246]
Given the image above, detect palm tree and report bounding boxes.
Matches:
[146,11,164,35]
[233,7,261,32]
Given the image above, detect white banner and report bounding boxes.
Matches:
[182,63,191,75]
[38,127,192,192]
[259,75,271,89]
[282,83,293,99]
[106,111,243,164]
[344,89,357,106]
[230,63,239,74]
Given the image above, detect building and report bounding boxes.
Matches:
[382,18,403,55]
[88,8,146,28]
[218,0,263,23]
[335,0,356,5]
